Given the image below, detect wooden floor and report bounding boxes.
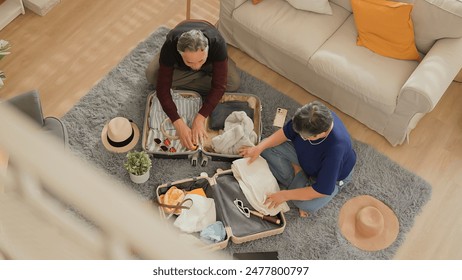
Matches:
[1,0,461,259]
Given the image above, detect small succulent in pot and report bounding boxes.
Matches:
[0,39,11,87]
[124,150,152,176]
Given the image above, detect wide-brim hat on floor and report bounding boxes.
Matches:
[338,195,399,251]
[101,117,140,153]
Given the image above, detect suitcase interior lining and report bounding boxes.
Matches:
[213,174,283,237]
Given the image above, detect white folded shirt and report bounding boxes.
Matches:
[231,157,290,216]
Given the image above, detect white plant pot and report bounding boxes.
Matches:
[129,169,150,184]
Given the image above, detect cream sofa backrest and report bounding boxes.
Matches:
[329,0,352,11]
[230,0,462,56]
[329,0,415,12]
[412,0,462,53]
[235,0,247,8]
[329,0,462,54]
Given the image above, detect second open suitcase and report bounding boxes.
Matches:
[155,168,286,250]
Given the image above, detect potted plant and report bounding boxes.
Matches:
[124,150,152,184]
[0,40,11,88]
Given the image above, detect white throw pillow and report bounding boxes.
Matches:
[286,0,333,15]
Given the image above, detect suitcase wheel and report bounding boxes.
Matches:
[189,153,200,167]
[200,155,210,167]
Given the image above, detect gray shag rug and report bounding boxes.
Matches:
[62,26,432,260]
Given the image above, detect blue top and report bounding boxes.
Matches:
[283,111,356,195]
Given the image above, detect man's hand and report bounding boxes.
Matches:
[238,145,262,164]
[191,114,207,147]
[173,118,196,150]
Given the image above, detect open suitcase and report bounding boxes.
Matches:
[155,168,286,250]
[142,90,262,166]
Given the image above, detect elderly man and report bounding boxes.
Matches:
[146,20,240,150]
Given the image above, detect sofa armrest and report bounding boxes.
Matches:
[397,37,462,113]
[6,90,45,127]
[219,0,248,46]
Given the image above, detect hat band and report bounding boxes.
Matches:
[107,128,135,148]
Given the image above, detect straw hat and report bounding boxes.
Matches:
[101,117,140,153]
[338,195,399,251]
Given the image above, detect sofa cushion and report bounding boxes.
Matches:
[412,0,462,54]
[330,0,418,13]
[286,0,333,14]
[309,16,419,115]
[351,0,421,61]
[252,0,334,12]
[232,0,351,62]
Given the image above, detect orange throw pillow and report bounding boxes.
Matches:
[351,0,420,61]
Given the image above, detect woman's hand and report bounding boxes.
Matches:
[239,128,287,164]
[264,191,288,209]
[238,145,262,164]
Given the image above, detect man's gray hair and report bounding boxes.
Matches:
[292,101,333,136]
[177,29,209,53]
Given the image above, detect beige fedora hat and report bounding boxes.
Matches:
[338,195,399,251]
[101,117,140,153]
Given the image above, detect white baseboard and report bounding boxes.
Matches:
[23,0,60,16]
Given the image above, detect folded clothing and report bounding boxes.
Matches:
[231,157,290,216]
[147,91,201,153]
[149,91,201,130]
[200,221,226,243]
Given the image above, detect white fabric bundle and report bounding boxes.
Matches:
[231,157,290,216]
[212,111,258,155]
[173,194,216,233]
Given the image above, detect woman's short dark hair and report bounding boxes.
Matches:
[292,101,333,136]
[177,29,209,53]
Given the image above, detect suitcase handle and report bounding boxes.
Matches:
[156,198,194,219]
[249,210,281,225]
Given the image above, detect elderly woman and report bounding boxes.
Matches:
[239,101,356,217]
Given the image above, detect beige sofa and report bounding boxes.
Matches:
[218,0,462,146]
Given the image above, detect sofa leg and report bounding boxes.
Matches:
[455,68,462,83]
[186,0,191,20]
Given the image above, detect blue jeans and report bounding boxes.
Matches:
[261,141,353,213]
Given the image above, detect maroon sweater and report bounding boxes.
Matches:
[156,21,228,122]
